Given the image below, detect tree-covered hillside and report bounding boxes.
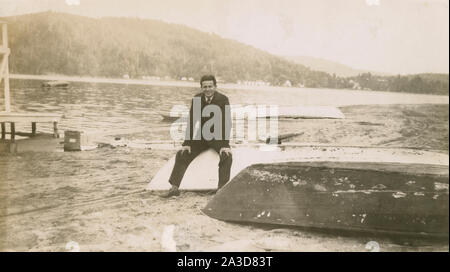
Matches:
[2,12,318,86]
[1,12,448,95]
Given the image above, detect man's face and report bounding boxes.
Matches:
[201,80,216,98]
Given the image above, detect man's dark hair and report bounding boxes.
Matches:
[200,75,217,87]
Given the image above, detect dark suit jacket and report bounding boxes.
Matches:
[182,91,232,150]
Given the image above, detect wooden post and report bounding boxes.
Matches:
[2,23,7,53]
[31,122,36,136]
[10,122,15,142]
[1,122,5,139]
[53,121,59,138]
[1,23,10,113]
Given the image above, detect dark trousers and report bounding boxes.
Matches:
[169,142,233,189]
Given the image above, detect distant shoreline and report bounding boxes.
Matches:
[10,73,200,88]
[9,74,449,104]
[11,73,298,92]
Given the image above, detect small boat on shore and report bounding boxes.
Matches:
[42,80,70,88]
[203,161,449,237]
[160,105,345,122]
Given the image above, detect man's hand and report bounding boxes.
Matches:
[219,147,232,156]
[180,146,191,154]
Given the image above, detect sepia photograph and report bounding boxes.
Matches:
[0,0,448,253]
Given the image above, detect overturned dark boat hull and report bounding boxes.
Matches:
[203,162,449,237]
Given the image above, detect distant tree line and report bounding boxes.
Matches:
[2,12,448,95]
[347,73,449,95]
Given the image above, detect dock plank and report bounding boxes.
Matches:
[0,112,60,123]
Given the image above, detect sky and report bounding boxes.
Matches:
[0,0,448,74]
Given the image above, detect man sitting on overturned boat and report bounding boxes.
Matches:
[164,75,233,197]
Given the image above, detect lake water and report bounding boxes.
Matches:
[2,79,448,142]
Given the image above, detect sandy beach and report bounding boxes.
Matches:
[0,103,448,252]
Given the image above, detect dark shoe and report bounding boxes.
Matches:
[161,188,180,198]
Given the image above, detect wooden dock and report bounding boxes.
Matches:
[0,112,61,140]
[1,21,61,152]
